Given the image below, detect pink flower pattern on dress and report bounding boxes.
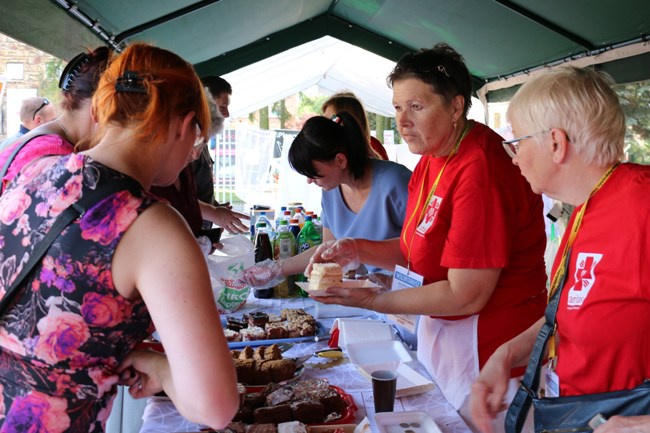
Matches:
[0,154,155,431]
[35,310,90,364]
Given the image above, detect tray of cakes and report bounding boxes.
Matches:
[224,309,326,349]
[201,420,359,433]
[231,344,305,387]
[200,420,359,433]
[229,378,357,428]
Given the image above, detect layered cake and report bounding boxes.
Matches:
[308,263,343,292]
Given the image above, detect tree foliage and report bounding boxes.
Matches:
[297,92,328,117]
[272,99,291,129]
[615,81,650,164]
[39,57,64,104]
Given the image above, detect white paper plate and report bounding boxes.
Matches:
[296,279,381,297]
[375,411,442,433]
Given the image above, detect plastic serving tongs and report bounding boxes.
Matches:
[291,347,344,368]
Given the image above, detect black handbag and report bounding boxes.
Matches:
[0,177,141,317]
[505,251,650,433]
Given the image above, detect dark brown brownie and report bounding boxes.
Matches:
[254,403,293,424]
[290,399,326,424]
[249,311,270,328]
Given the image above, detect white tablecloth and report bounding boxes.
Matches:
[139,295,471,433]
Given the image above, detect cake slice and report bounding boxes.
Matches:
[308,263,343,292]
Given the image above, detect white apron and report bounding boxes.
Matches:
[417,314,479,410]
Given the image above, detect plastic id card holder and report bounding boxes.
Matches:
[385,265,424,334]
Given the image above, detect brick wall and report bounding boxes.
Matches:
[0,33,59,138]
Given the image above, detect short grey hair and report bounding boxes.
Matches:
[507,66,625,167]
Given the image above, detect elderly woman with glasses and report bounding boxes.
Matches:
[308,43,547,430]
[469,67,650,433]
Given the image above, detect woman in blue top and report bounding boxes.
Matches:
[242,111,411,283]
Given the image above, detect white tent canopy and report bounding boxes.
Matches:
[223,36,397,119]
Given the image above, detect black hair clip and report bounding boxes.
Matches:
[115,71,147,93]
[59,52,92,91]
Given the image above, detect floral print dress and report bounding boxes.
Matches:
[0,154,157,432]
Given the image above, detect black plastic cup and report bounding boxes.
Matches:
[371,370,398,413]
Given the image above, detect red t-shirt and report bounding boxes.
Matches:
[553,163,650,396]
[399,122,547,372]
[370,136,389,160]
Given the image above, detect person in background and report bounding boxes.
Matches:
[322,91,390,160]
[187,75,247,233]
[0,47,111,194]
[0,43,238,430]
[0,96,58,150]
[307,43,547,432]
[469,67,650,433]
[151,87,247,242]
[240,110,411,287]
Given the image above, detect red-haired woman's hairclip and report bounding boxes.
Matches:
[115,71,147,93]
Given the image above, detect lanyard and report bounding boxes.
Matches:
[547,162,619,364]
[402,122,472,269]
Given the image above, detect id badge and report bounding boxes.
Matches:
[385,265,424,334]
[544,366,560,398]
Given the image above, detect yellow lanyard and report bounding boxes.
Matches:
[547,162,619,363]
[402,122,472,269]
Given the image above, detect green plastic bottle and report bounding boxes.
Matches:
[296,216,322,296]
[273,219,297,297]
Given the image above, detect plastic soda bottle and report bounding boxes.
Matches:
[273,219,297,297]
[253,222,274,299]
[289,218,301,240]
[294,207,306,229]
[257,212,275,240]
[295,216,322,295]
[275,206,288,231]
[312,214,323,238]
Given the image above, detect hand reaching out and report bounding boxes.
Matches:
[208,206,249,234]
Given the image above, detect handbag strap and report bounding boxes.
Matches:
[505,252,571,433]
[0,177,142,317]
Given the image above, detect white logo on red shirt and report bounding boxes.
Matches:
[567,252,602,308]
[416,195,442,236]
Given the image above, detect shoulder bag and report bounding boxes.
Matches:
[505,249,650,433]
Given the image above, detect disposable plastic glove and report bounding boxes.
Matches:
[306,238,360,276]
[238,259,285,289]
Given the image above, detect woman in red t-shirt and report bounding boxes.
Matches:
[470,67,650,433]
[309,43,547,431]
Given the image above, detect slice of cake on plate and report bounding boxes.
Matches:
[308,263,343,292]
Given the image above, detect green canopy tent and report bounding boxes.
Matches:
[1,0,648,115]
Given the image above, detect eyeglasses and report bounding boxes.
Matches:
[32,98,50,120]
[395,52,452,79]
[502,130,549,158]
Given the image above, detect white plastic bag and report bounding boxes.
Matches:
[206,235,254,313]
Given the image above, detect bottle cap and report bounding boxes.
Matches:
[290,218,299,224]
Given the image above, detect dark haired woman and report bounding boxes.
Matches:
[307,44,547,430]
[241,110,411,284]
[0,46,111,193]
